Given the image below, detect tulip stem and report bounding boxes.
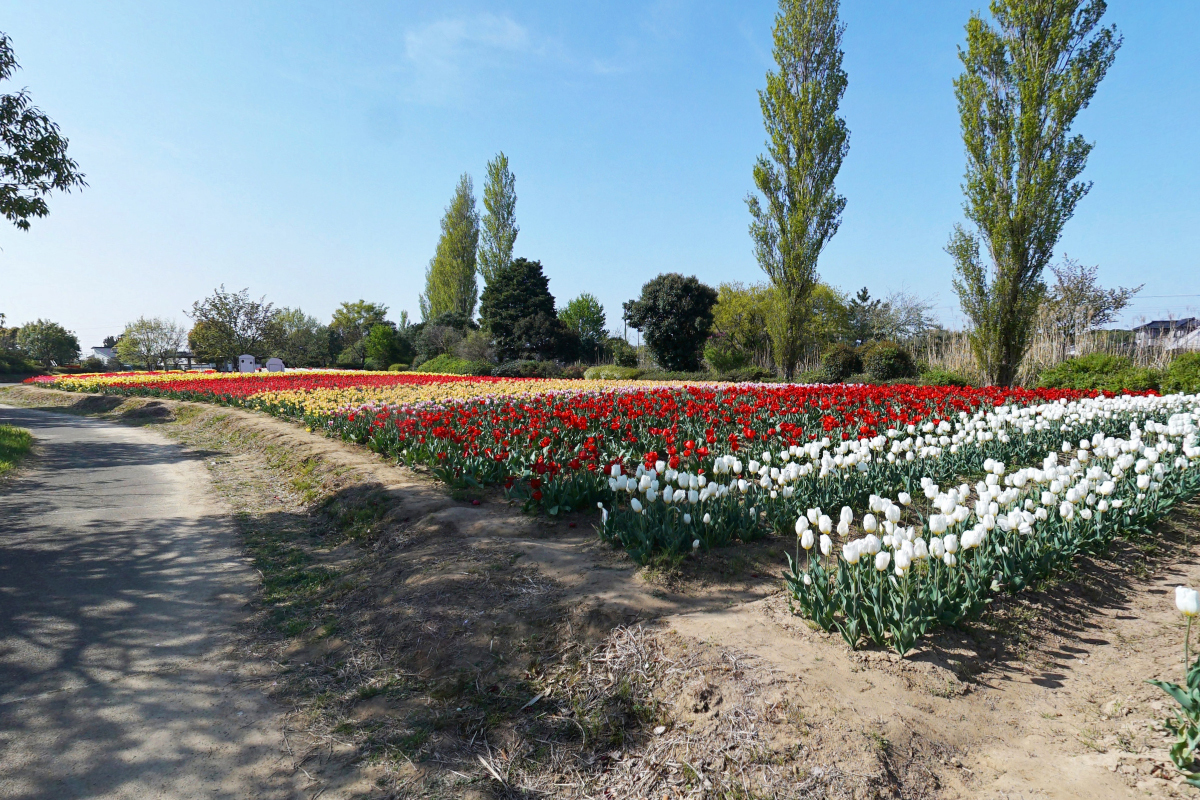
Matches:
[1188,616,1194,676]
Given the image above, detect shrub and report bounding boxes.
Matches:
[583,365,643,380]
[704,336,749,373]
[492,359,561,378]
[638,370,710,382]
[412,353,473,375]
[718,365,776,383]
[821,344,861,382]
[607,337,639,368]
[1036,352,1161,393]
[795,369,825,384]
[919,367,972,387]
[387,363,409,372]
[862,341,916,382]
[1164,353,1200,394]
[561,363,588,379]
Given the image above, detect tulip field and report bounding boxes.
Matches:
[28,370,1200,653]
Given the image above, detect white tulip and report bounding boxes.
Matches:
[898,492,912,506]
[943,534,958,554]
[1177,586,1200,617]
[818,515,832,534]
[631,498,643,513]
[795,516,810,535]
[702,513,711,524]
[863,513,879,533]
[875,551,891,572]
[819,533,832,556]
[801,529,815,550]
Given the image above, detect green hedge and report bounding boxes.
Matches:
[1164,352,1200,394]
[1036,352,1161,393]
[919,367,973,387]
[583,365,643,380]
[412,354,492,376]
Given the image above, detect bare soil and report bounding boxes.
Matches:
[2,384,1197,799]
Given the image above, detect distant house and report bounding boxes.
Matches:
[91,347,120,366]
[1133,318,1200,351]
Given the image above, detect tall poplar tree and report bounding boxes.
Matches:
[747,0,848,379]
[420,174,480,320]
[948,0,1120,386]
[478,152,518,286]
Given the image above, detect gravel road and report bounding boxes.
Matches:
[0,405,306,799]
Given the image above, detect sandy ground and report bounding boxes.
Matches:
[0,405,313,800]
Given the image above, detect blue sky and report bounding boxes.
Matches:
[1,1,1197,348]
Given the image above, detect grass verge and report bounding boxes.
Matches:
[0,423,32,479]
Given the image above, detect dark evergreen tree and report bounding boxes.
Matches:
[480,258,573,361]
[622,274,719,371]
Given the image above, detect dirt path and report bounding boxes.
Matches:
[0,405,312,800]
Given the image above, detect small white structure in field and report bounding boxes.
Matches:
[266,358,285,373]
[238,354,257,373]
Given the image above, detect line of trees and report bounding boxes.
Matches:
[745,0,1123,385]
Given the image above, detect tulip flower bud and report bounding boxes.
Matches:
[611,464,622,478]
[802,573,812,586]
[930,537,945,558]
[898,492,912,506]
[693,539,700,551]
[818,515,832,534]
[886,505,901,524]
[874,551,891,572]
[842,542,861,564]
[943,551,957,567]
[943,534,958,554]
[840,506,853,525]
[863,513,879,533]
[702,513,711,524]
[801,529,815,550]
[795,516,810,536]
[819,533,832,556]
[1177,586,1200,617]
[631,498,643,513]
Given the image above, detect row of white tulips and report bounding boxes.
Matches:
[597,393,1200,653]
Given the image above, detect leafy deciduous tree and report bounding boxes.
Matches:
[16,318,79,368]
[1043,255,1140,342]
[329,300,390,368]
[558,293,607,362]
[420,174,480,320]
[478,152,518,286]
[187,286,281,366]
[623,274,718,372]
[0,33,86,231]
[272,308,330,367]
[747,0,849,379]
[948,0,1121,386]
[114,317,187,369]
